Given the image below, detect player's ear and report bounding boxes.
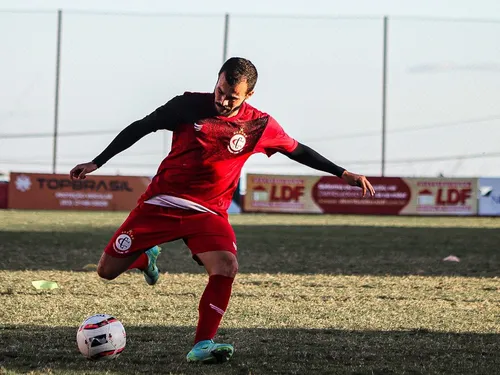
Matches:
[245,90,255,100]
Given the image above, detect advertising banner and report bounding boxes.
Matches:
[401,178,477,216]
[478,178,500,216]
[244,174,478,216]
[8,172,151,211]
[0,183,7,209]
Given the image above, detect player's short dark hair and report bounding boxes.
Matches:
[218,57,258,93]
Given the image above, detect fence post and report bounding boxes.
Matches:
[223,13,242,208]
[52,9,63,174]
[381,16,389,177]
[222,13,230,63]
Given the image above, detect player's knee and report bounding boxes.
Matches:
[97,263,118,280]
[227,259,239,278]
[198,251,239,278]
[217,255,239,278]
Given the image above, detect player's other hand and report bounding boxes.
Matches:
[341,171,375,197]
[70,162,98,180]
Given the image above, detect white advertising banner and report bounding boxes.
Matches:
[478,178,500,216]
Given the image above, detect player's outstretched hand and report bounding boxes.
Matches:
[70,162,98,180]
[341,171,375,197]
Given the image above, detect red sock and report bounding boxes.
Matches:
[127,253,148,271]
[194,275,234,344]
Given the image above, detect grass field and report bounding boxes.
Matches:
[0,210,499,375]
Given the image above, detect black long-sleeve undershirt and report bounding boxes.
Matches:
[92,119,159,168]
[282,143,346,178]
[93,126,347,180]
[91,96,190,168]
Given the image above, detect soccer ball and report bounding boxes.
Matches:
[76,314,126,360]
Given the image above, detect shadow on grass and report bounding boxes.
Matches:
[1,225,499,276]
[0,325,498,375]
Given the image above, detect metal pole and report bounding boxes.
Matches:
[381,16,388,177]
[52,9,62,173]
[222,13,229,63]
[222,13,241,209]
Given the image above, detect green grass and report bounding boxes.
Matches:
[0,210,499,374]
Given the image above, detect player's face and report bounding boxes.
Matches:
[214,73,254,117]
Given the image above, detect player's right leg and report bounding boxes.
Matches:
[96,246,161,284]
[97,203,179,283]
[97,251,143,281]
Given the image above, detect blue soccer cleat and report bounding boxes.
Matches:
[143,246,161,286]
[186,340,234,364]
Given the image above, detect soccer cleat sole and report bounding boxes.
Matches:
[210,346,233,364]
[144,267,160,286]
[143,246,162,286]
[187,346,234,364]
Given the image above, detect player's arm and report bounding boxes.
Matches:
[281,143,375,197]
[70,97,184,180]
[258,116,375,197]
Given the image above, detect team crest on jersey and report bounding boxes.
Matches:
[228,128,247,154]
[114,230,134,253]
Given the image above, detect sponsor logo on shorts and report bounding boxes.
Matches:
[114,230,134,253]
[233,242,237,251]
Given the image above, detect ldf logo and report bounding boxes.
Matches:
[270,185,305,202]
[436,188,472,205]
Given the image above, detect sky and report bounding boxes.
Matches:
[2,0,500,18]
[1,0,500,180]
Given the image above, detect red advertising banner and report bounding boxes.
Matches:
[312,176,411,215]
[8,172,151,211]
[244,174,478,216]
[0,183,8,209]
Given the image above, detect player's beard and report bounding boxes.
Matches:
[215,101,244,117]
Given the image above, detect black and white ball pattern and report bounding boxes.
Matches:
[77,314,126,360]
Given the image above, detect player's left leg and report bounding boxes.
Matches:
[193,250,238,340]
[186,250,237,364]
[182,213,238,363]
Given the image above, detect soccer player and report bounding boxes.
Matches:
[70,57,375,364]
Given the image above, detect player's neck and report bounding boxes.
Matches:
[217,102,246,120]
[225,110,240,118]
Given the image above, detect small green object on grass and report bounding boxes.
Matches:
[32,280,59,290]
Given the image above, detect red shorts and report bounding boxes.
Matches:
[104,203,237,262]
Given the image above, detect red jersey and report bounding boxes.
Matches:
[138,92,298,217]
